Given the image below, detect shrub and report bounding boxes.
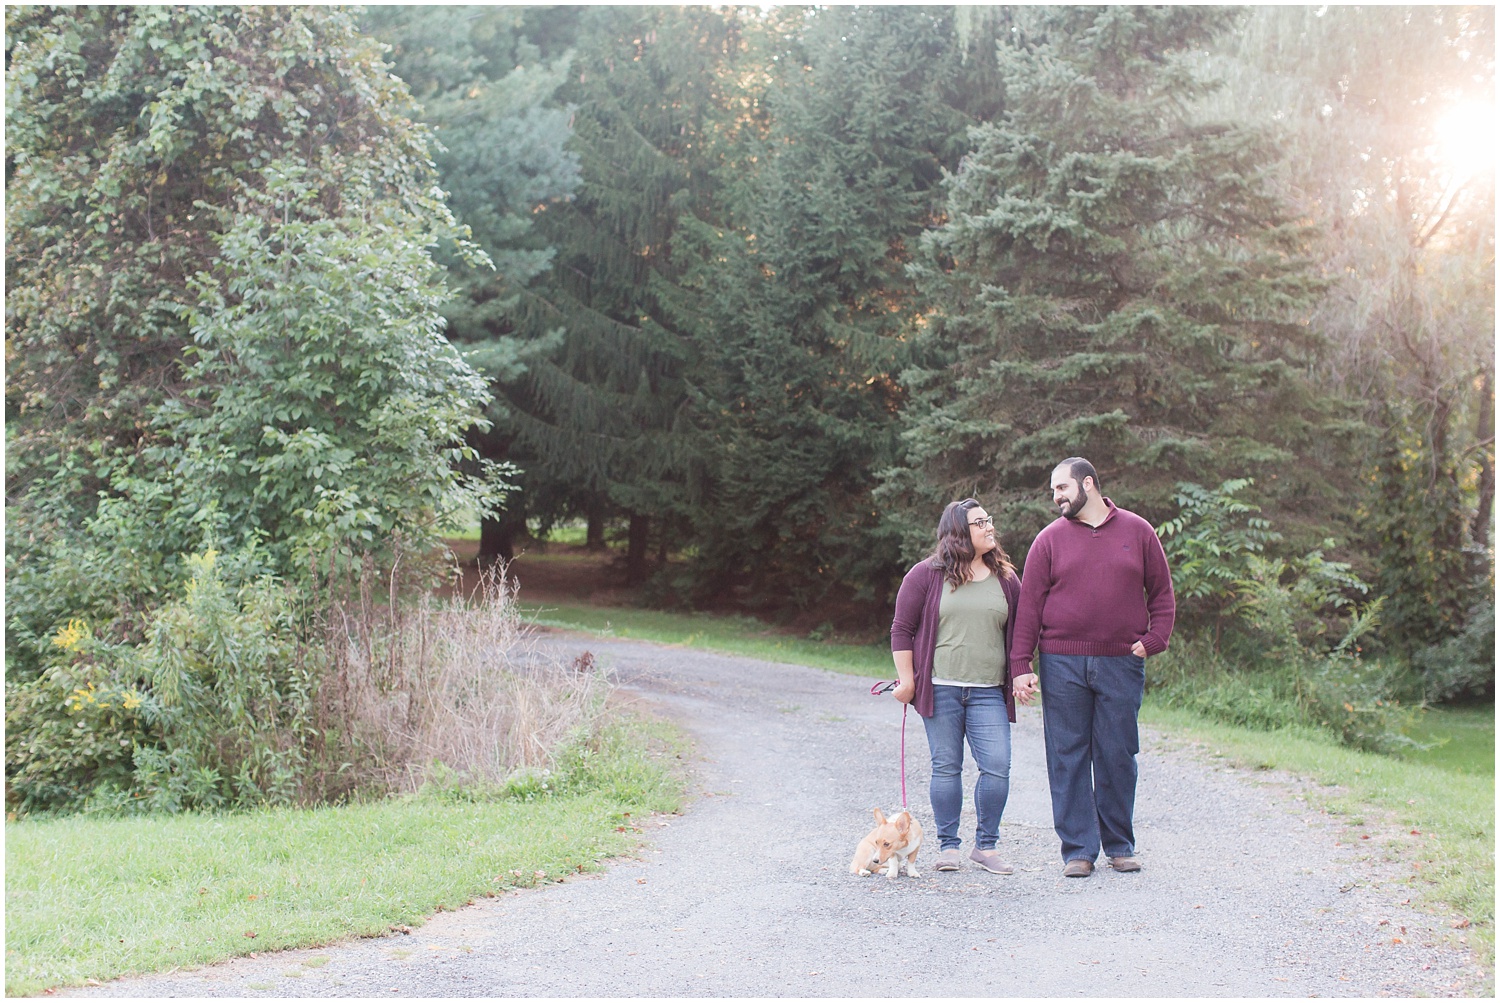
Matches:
[136,550,318,810]
[1156,478,1281,631]
[1412,575,1496,703]
[4,624,160,815]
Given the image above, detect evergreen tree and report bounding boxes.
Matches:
[890,6,1353,558]
[362,5,584,560]
[483,6,744,578]
[671,6,1003,613]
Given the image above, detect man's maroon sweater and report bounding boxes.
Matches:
[1008,498,1175,676]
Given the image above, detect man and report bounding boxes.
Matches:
[1009,457,1175,877]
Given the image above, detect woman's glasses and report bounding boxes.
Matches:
[968,516,994,529]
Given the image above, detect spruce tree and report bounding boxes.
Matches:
[891,6,1352,556]
[482,6,743,577]
[673,6,1002,612]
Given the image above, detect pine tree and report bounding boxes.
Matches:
[891,6,1353,556]
[479,6,744,578]
[672,6,1002,612]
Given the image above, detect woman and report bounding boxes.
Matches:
[889,498,1023,874]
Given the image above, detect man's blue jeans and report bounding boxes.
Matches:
[1038,653,1145,862]
[921,684,1012,852]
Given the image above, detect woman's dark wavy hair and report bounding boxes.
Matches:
[928,498,1015,591]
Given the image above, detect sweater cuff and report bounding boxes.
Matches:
[1009,656,1035,675]
[1141,632,1168,657]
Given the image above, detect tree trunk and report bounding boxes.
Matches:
[626,513,650,585]
[586,497,607,551]
[1475,366,1495,551]
[478,516,518,565]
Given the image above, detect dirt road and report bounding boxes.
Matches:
[67,636,1484,997]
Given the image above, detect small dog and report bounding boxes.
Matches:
[849,807,923,879]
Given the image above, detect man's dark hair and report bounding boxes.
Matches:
[1058,456,1100,492]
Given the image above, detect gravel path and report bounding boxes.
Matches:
[67,636,1483,997]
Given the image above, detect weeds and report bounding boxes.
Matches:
[317,561,611,796]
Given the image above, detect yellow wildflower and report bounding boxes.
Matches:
[52,618,87,653]
[122,691,142,711]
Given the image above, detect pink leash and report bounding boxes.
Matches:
[870,680,909,809]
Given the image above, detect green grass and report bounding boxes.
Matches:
[1405,704,1495,776]
[521,601,893,677]
[4,718,685,997]
[1142,702,1495,969]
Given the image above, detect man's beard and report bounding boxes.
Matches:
[1059,488,1087,520]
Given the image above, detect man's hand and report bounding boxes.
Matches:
[893,681,915,704]
[1131,640,1147,658]
[1012,671,1039,705]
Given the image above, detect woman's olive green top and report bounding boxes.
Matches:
[931,573,1009,687]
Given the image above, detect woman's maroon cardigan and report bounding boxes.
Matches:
[889,559,1023,723]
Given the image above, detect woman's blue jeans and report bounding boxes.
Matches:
[921,684,1012,852]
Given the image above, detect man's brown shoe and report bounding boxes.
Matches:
[1062,858,1094,878]
[1109,856,1142,873]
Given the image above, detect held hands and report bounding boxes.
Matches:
[1012,671,1039,706]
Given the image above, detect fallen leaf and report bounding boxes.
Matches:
[636,878,647,885]
[247,894,258,901]
[1410,829,1421,835]
[243,931,258,939]
[1452,918,1472,929]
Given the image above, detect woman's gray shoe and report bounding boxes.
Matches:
[934,848,963,871]
[968,848,1014,874]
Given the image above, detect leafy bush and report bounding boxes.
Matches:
[5,548,320,816]
[1413,581,1496,703]
[1156,479,1281,631]
[136,550,318,810]
[4,624,160,815]
[1152,549,1425,754]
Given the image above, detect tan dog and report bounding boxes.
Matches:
[849,807,923,879]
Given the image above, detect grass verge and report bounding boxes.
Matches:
[1142,702,1495,969]
[4,716,686,997]
[521,601,892,677]
[1404,704,1495,776]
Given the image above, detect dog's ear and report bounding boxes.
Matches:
[893,813,910,835]
[872,807,886,825]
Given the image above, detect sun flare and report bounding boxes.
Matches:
[1432,100,1497,181]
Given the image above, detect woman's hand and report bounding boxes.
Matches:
[892,650,916,705]
[1012,671,1039,705]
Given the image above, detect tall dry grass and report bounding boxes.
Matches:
[313,556,607,795]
